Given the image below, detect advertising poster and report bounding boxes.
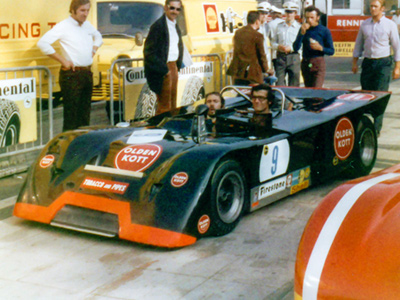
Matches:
[0,78,37,147]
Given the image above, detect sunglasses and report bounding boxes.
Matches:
[168,5,181,12]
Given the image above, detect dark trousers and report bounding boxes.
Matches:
[361,56,393,133]
[156,62,178,115]
[275,53,300,86]
[301,56,326,88]
[361,57,392,91]
[59,68,93,131]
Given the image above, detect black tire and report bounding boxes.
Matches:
[209,160,247,236]
[181,76,205,106]
[345,116,377,178]
[0,99,20,147]
[134,83,157,119]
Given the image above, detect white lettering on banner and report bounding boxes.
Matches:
[124,62,214,85]
[336,19,364,27]
[258,177,287,199]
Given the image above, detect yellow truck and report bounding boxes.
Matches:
[1,0,257,121]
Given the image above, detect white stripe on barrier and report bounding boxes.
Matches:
[303,173,400,300]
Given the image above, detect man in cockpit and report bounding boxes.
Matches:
[205,92,225,118]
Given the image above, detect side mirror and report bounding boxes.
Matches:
[135,32,143,46]
[191,105,209,144]
[195,104,209,116]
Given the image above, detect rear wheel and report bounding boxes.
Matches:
[209,160,246,236]
[345,116,377,178]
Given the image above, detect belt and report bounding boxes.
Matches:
[364,56,390,60]
[74,66,92,71]
[277,52,298,58]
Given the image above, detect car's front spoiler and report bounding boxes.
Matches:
[13,191,197,248]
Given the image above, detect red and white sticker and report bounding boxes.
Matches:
[80,177,129,195]
[114,144,162,172]
[198,215,210,234]
[171,172,189,188]
[337,93,375,101]
[40,155,55,168]
[334,117,355,160]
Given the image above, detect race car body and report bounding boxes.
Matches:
[14,86,390,248]
[294,164,400,300]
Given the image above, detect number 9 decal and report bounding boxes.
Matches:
[259,140,290,182]
[271,146,279,175]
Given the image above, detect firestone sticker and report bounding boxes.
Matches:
[115,144,162,172]
[198,215,210,234]
[40,155,55,168]
[171,172,189,188]
[334,117,355,160]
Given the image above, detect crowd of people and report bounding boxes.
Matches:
[36,0,400,134]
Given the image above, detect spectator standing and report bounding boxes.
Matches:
[227,11,271,85]
[37,0,103,131]
[144,0,184,115]
[272,1,301,86]
[257,2,272,69]
[352,0,400,135]
[266,6,284,72]
[293,6,334,87]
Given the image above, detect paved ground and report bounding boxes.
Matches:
[1,64,400,299]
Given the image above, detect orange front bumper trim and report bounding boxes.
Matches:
[13,191,197,248]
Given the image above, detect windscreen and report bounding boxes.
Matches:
[97,2,164,37]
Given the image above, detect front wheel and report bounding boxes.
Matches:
[344,116,377,178]
[209,160,247,236]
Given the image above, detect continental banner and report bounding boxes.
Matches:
[123,62,215,120]
[0,78,37,147]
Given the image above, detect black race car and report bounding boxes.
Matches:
[14,86,390,247]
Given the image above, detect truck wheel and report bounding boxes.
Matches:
[344,116,377,178]
[134,83,157,119]
[0,99,20,147]
[209,160,246,236]
[181,76,205,106]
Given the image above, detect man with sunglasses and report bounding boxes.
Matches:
[144,0,184,115]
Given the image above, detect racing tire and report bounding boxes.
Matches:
[0,99,21,147]
[344,116,377,178]
[209,160,247,236]
[134,83,157,120]
[181,76,205,106]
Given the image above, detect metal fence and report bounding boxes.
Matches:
[108,53,224,124]
[0,66,53,178]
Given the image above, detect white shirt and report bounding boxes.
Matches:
[272,20,301,54]
[166,16,179,62]
[37,16,103,67]
[258,23,272,67]
[267,18,285,59]
[353,16,400,61]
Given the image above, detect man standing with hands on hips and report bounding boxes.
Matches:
[293,6,334,87]
[352,0,400,136]
[37,0,103,131]
[144,0,184,115]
